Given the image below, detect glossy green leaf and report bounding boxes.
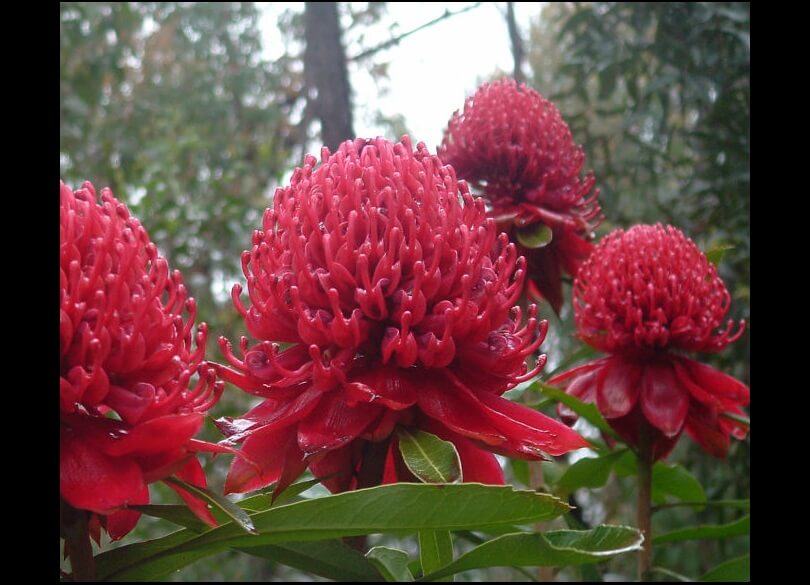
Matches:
[699,554,749,581]
[129,504,209,533]
[530,381,618,439]
[237,474,334,512]
[367,547,415,582]
[516,223,554,248]
[652,462,707,504]
[398,429,462,483]
[419,531,454,582]
[163,477,256,534]
[615,454,707,504]
[96,483,571,581]
[421,525,643,581]
[653,499,749,512]
[556,450,627,494]
[134,499,381,581]
[242,541,382,581]
[653,515,749,544]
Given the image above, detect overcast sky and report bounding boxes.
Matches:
[259,2,540,153]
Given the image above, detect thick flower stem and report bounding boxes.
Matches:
[357,439,392,489]
[636,424,654,582]
[61,501,96,581]
[347,439,392,552]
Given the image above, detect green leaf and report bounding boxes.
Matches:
[556,450,627,494]
[237,474,333,512]
[516,224,554,249]
[705,243,735,266]
[421,525,643,581]
[651,462,707,504]
[96,483,571,581]
[163,476,257,535]
[130,505,210,533]
[367,547,415,582]
[531,381,618,439]
[653,499,749,512]
[245,541,382,581]
[398,429,462,483]
[135,498,382,581]
[615,454,707,504]
[699,554,749,581]
[419,531,454,582]
[653,515,749,544]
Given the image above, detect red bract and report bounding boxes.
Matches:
[60,182,223,541]
[548,224,748,459]
[215,136,588,495]
[439,79,602,313]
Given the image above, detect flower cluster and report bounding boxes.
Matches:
[548,224,748,459]
[60,182,223,541]
[215,136,588,494]
[440,79,602,313]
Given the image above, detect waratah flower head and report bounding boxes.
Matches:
[439,78,602,313]
[549,224,748,460]
[60,181,223,541]
[216,136,587,494]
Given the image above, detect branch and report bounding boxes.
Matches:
[348,2,484,63]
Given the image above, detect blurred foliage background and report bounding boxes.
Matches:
[60,2,749,580]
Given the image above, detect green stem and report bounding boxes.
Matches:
[636,424,654,582]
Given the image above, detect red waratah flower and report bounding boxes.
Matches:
[547,224,748,460]
[60,181,224,542]
[214,136,588,495]
[439,78,602,313]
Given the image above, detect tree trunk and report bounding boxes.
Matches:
[304,2,354,151]
[506,2,526,84]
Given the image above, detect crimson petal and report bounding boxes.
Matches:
[472,389,589,456]
[547,357,609,386]
[104,484,149,541]
[61,428,145,514]
[297,389,382,456]
[167,457,218,527]
[309,443,359,493]
[684,402,731,458]
[416,378,507,446]
[345,366,418,410]
[217,385,322,443]
[673,359,725,410]
[101,413,203,456]
[596,356,642,419]
[224,425,299,494]
[554,365,601,425]
[679,358,750,406]
[640,361,689,438]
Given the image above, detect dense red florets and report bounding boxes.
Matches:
[439,79,602,312]
[550,224,748,459]
[216,137,587,494]
[574,224,745,354]
[60,181,223,540]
